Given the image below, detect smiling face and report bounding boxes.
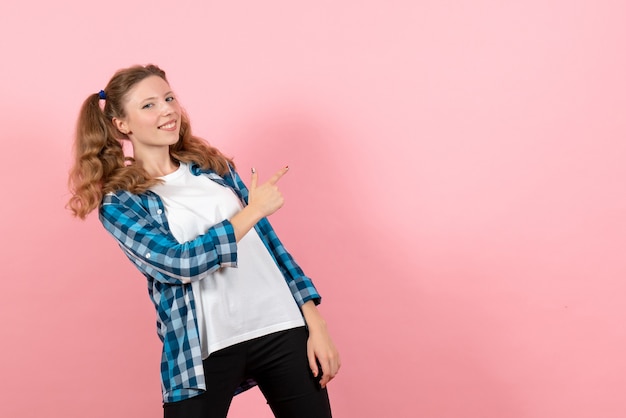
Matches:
[113,75,182,160]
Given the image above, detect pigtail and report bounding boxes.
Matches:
[67,93,125,219]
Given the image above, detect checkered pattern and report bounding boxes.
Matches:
[99,164,321,403]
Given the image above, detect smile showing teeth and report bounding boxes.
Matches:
[159,121,176,129]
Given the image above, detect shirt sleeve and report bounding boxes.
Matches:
[229,167,322,306]
[99,191,238,285]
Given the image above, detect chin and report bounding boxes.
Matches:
[165,131,182,144]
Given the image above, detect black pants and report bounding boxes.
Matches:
[163,327,332,418]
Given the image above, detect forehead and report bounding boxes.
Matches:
[125,76,172,103]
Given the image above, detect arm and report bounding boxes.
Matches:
[99,167,290,285]
[99,191,237,285]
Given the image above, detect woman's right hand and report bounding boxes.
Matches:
[229,166,289,242]
[247,166,289,218]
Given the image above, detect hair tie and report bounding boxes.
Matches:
[98,90,107,100]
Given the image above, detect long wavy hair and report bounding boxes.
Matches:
[67,64,234,219]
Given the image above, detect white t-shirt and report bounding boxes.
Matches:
[151,163,304,357]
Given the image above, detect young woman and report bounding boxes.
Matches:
[68,64,340,418]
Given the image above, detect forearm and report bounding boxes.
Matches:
[100,199,237,284]
[229,205,265,242]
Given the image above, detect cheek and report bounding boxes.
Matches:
[134,114,157,130]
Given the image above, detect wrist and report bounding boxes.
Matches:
[242,203,264,222]
[302,301,327,331]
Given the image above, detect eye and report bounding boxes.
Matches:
[165,96,175,102]
[142,103,154,109]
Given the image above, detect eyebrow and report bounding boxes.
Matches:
[140,91,174,103]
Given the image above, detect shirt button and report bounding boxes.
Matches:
[157,209,163,215]
[146,253,151,259]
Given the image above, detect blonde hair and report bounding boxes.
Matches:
[67,64,234,219]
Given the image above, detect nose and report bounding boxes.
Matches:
[161,100,175,115]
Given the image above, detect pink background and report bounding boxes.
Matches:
[1,1,625,417]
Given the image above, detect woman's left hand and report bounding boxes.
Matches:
[301,301,341,388]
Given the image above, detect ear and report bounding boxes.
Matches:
[112,117,130,135]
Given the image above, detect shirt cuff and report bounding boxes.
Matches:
[210,219,238,267]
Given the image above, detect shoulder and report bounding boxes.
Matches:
[100,189,161,214]
[101,189,136,205]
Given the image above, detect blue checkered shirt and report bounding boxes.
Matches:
[99,164,321,403]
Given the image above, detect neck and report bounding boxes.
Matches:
[134,150,179,177]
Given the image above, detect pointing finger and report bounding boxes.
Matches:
[268,166,289,185]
